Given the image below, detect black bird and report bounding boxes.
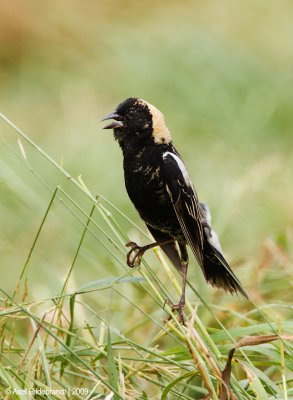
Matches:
[102,97,247,320]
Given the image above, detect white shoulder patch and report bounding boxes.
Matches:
[163,152,192,187]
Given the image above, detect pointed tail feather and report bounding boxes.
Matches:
[202,241,248,298]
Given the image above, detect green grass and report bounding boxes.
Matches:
[0,114,292,399]
[1,1,293,398]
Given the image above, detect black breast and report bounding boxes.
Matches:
[123,145,182,236]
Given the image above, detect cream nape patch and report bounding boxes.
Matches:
[137,99,172,144]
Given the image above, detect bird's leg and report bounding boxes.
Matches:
[126,239,174,268]
[170,260,188,323]
[165,244,188,324]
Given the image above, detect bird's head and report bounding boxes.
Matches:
[102,98,171,149]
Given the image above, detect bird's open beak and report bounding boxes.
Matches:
[101,112,124,129]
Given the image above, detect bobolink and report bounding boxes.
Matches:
[102,97,247,320]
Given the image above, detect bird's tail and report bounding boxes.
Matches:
[202,241,248,298]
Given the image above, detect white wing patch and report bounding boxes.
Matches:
[163,152,192,187]
[208,230,223,253]
[200,202,223,253]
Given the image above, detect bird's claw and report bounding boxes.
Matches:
[126,241,145,268]
[164,298,186,325]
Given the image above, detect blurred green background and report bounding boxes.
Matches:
[1,1,293,397]
[1,0,293,312]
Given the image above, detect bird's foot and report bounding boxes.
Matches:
[164,298,186,325]
[126,241,147,267]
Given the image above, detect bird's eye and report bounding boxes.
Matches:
[127,110,135,118]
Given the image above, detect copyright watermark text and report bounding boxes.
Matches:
[5,387,89,396]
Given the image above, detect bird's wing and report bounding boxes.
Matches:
[199,201,223,253]
[199,202,248,298]
[162,151,204,267]
[162,152,247,298]
[146,224,183,272]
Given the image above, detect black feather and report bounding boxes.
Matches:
[146,224,182,272]
[163,151,247,297]
[103,97,247,302]
[202,241,248,298]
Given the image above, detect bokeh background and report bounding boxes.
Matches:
[0,0,293,397]
[1,0,292,296]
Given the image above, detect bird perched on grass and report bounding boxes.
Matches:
[102,97,247,321]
